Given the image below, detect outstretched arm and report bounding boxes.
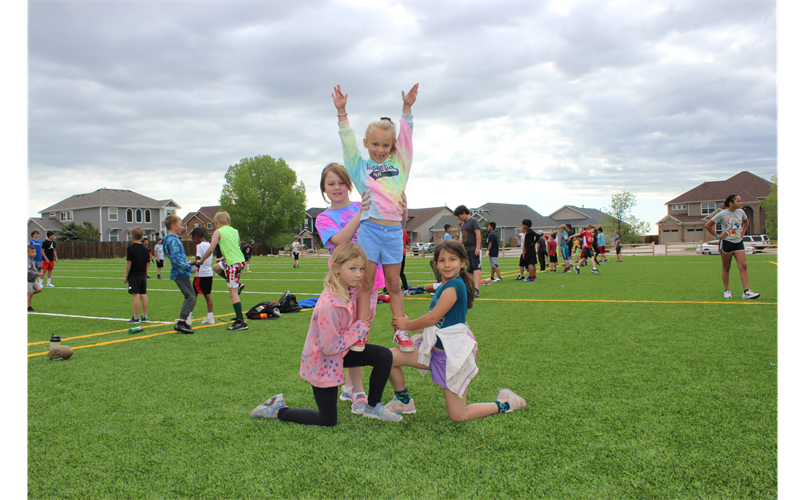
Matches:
[332,84,348,123]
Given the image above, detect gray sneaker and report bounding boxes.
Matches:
[126,317,140,324]
[250,394,286,419]
[363,402,403,422]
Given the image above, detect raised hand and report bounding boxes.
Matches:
[402,83,419,109]
[359,191,371,212]
[332,84,348,112]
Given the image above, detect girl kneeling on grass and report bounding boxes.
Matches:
[387,240,526,421]
[250,242,402,425]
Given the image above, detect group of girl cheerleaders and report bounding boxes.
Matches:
[250,84,526,425]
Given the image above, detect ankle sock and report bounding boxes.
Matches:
[495,401,510,414]
[395,388,411,404]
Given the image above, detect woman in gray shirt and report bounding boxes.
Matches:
[704,194,760,299]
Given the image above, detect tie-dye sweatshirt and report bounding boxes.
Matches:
[338,114,413,222]
[315,202,385,291]
[163,234,194,281]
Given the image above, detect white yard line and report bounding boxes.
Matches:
[27,312,173,323]
[39,286,322,296]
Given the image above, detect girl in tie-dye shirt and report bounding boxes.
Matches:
[332,83,419,353]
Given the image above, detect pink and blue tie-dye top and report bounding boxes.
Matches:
[316,202,385,291]
[338,114,413,222]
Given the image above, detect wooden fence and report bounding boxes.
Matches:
[53,241,279,260]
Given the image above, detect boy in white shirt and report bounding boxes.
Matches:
[154,237,165,279]
[190,228,215,325]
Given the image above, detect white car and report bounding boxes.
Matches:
[742,234,770,252]
[697,240,755,255]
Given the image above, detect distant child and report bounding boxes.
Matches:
[387,240,526,420]
[516,228,526,280]
[291,238,301,268]
[27,245,42,312]
[548,233,558,272]
[163,215,198,334]
[559,224,572,273]
[314,162,384,414]
[487,222,502,282]
[190,227,215,325]
[124,226,150,323]
[41,230,58,287]
[142,237,152,278]
[590,228,600,265]
[29,230,44,287]
[332,82,419,351]
[597,227,608,263]
[250,243,403,425]
[443,224,453,240]
[243,241,253,272]
[154,237,165,279]
[454,205,482,296]
[194,212,249,331]
[571,225,600,274]
[521,219,538,282]
[614,230,622,263]
[536,230,547,272]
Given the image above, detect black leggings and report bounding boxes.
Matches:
[276,344,393,426]
[400,255,408,290]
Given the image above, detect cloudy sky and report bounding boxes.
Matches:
[25,1,778,232]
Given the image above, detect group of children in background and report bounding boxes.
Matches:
[27,230,57,311]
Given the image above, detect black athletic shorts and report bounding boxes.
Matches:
[549,255,558,263]
[519,255,526,267]
[719,239,746,254]
[128,274,147,295]
[524,249,537,266]
[156,259,164,268]
[194,276,213,295]
[583,247,594,259]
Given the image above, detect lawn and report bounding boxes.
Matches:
[27,253,778,499]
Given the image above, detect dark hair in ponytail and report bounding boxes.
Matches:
[724,194,739,208]
[430,240,475,309]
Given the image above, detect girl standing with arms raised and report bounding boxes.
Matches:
[704,194,760,299]
[386,240,526,420]
[332,83,419,353]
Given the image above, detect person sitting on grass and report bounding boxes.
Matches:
[386,240,526,420]
[163,215,198,334]
[124,226,150,324]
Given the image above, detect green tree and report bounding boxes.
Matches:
[219,155,307,248]
[760,174,777,239]
[56,221,101,242]
[601,191,651,244]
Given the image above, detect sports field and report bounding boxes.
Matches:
[27,253,778,499]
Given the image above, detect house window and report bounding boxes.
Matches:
[109,207,118,221]
[165,209,176,217]
[194,224,200,228]
[109,229,120,242]
[207,223,212,229]
[144,210,151,223]
[135,209,143,223]
[127,209,134,223]
[671,204,687,210]
[701,202,716,215]
[60,211,73,221]
[716,222,723,234]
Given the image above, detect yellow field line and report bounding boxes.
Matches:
[405,297,776,305]
[769,261,778,265]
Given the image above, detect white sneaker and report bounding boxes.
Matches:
[742,289,760,300]
[724,290,732,299]
[491,277,502,282]
[46,283,55,288]
[363,402,403,422]
[201,317,215,325]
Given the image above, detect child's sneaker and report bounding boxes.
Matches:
[250,394,286,419]
[142,315,147,322]
[591,268,600,274]
[27,306,34,312]
[238,283,245,295]
[126,317,140,324]
[492,277,502,282]
[363,402,403,422]
[524,277,535,282]
[394,330,416,352]
[724,290,732,299]
[228,320,249,331]
[46,283,55,288]
[574,266,580,274]
[514,275,523,280]
[339,386,354,402]
[349,336,367,352]
[497,389,526,413]
[385,397,416,414]
[351,394,368,415]
[201,317,216,325]
[174,321,194,334]
[742,289,760,300]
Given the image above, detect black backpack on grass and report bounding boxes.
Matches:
[276,290,302,314]
[246,302,281,320]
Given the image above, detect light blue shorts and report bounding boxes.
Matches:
[357,220,403,265]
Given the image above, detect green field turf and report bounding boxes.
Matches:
[28,253,778,499]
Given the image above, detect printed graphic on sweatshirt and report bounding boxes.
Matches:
[367,163,400,180]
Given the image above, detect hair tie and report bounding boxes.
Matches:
[380,117,391,121]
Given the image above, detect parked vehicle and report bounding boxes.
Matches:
[742,234,770,252]
[422,243,436,254]
[697,240,755,255]
[411,242,424,251]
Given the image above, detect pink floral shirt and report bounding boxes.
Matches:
[299,286,369,388]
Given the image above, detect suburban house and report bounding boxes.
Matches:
[548,205,610,234]
[404,207,454,243]
[657,171,772,244]
[295,207,327,250]
[29,188,181,242]
[182,205,220,235]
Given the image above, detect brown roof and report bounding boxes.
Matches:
[197,206,220,221]
[667,171,772,205]
[405,207,451,229]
